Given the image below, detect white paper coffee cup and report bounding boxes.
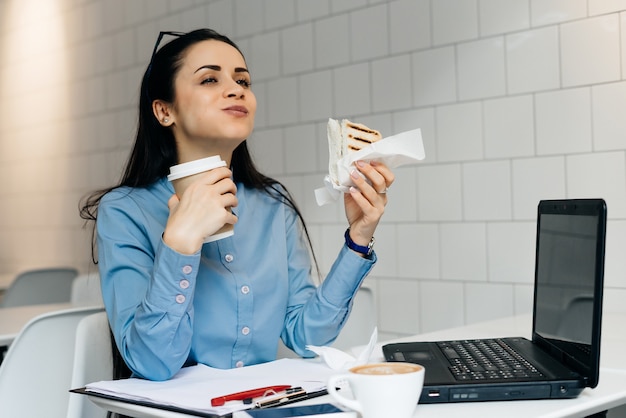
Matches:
[168,156,234,243]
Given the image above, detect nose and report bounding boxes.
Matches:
[225,80,245,99]
[227,91,244,98]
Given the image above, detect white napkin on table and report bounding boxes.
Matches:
[306,327,379,370]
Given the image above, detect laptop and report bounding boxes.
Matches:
[383,198,607,403]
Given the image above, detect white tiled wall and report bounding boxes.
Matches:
[1,0,626,341]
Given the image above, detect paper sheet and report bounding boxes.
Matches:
[84,358,336,415]
[315,128,425,206]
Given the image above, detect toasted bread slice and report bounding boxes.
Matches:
[327,118,381,185]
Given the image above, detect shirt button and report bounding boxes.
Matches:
[179,279,190,289]
[175,294,186,304]
[241,326,250,335]
[182,265,192,274]
[224,254,234,263]
[241,285,250,294]
[235,361,244,368]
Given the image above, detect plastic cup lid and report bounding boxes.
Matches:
[167,156,226,181]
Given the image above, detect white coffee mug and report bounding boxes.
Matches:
[327,362,424,418]
[168,156,234,243]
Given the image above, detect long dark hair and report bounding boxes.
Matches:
[80,28,317,266]
[79,29,319,387]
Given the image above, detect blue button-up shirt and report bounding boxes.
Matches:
[97,177,375,380]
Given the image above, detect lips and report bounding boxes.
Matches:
[223,105,248,115]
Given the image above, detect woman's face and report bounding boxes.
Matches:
[167,40,256,158]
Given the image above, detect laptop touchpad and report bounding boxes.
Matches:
[391,350,435,362]
[407,350,435,362]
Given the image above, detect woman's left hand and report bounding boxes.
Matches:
[344,160,395,250]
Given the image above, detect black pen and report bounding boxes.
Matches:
[242,387,304,405]
[254,387,307,408]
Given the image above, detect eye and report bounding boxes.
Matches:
[236,78,252,88]
[200,77,217,85]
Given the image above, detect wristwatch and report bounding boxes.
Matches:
[344,228,375,256]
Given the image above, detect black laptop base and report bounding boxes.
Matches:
[383,339,586,404]
[412,380,583,404]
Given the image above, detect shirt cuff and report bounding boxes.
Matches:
[143,238,201,314]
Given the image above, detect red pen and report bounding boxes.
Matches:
[210,385,291,406]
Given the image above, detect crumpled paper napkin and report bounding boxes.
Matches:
[306,327,379,370]
[314,128,425,206]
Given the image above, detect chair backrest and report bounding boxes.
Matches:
[277,285,378,358]
[331,285,377,351]
[0,267,79,308]
[67,311,113,418]
[70,271,103,306]
[0,306,103,418]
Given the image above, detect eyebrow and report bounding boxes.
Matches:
[194,65,249,74]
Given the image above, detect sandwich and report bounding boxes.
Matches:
[327,118,382,185]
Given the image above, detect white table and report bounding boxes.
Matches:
[0,302,74,346]
[88,313,626,418]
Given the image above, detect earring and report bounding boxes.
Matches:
[163,118,169,123]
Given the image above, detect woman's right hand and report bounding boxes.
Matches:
[163,167,238,254]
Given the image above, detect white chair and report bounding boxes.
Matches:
[0,306,104,418]
[277,285,378,358]
[332,285,377,351]
[70,271,103,306]
[67,311,113,418]
[0,267,79,308]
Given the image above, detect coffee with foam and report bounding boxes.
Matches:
[351,363,422,375]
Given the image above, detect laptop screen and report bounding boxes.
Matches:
[533,199,606,387]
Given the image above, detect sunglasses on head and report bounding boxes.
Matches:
[147,31,186,72]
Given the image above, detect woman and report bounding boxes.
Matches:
[80,29,394,381]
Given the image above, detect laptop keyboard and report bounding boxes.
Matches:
[438,339,544,381]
